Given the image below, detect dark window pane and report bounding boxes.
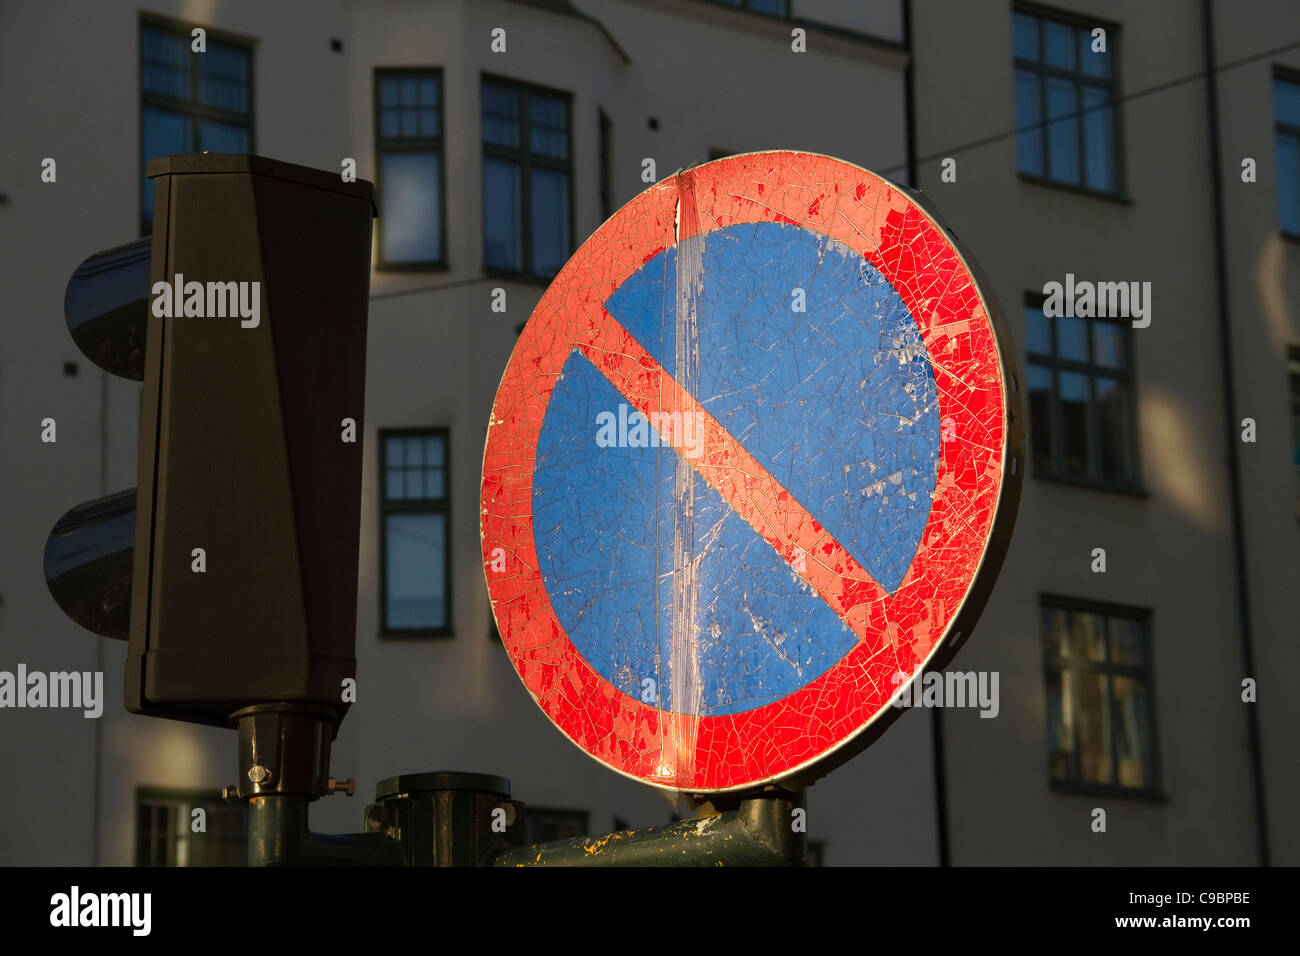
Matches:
[142,25,187,66]
[380,152,441,263]
[141,25,250,232]
[151,813,167,865]
[1025,303,1051,354]
[199,45,248,111]
[142,60,189,99]
[1081,86,1115,192]
[1057,315,1089,361]
[143,108,191,159]
[484,81,505,111]
[1073,671,1113,784]
[1043,606,1070,659]
[1043,21,1075,69]
[747,0,786,14]
[1112,676,1151,788]
[1079,28,1109,77]
[1046,78,1080,184]
[386,435,403,468]
[530,125,567,161]
[531,167,570,278]
[136,804,152,864]
[1042,604,1155,793]
[199,76,247,113]
[1071,611,1107,662]
[483,84,520,148]
[377,70,447,273]
[1059,371,1091,476]
[1092,320,1125,368]
[1277,132,1300,235]
[484,157,522,270]
[1109,616,1144,666]
[159,805,176,865]
[482,80,571,278]
[529,94,568,159]
[1045,673,1070,781]
[1025,303,1137,484]
[142,108,192,222]
[1095,376,1131,482]
[1275,78,1300,127]
[483,112,518,149]
[405,470,422,497]
[386,513,446,629]
[419,107,439,137]
[141,26,189,98]
[1015,70,1043,176]
[1013,12,1039,61]
[198,120,248,153]
[530,95,564,126]
[404,436,424,468]
[385,468,404,500]
[203,44,247,81]
[1028,364,1054,472]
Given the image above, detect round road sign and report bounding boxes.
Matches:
[481,150,1022,793]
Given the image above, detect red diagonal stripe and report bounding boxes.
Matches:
[575,308,895,649]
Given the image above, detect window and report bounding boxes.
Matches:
[1290,347,1300,514]
[1025,297,1138,488]
[482,76,573,279]
[136,789,247,866]
[525,807,588,843]
[1041,599,1159,795]
[375,69,446,268]
[1013,7,1119,194]
[140,19,252,234]
[381,429,450,634]
[703,0,789,16]
[1274,73,1300,235]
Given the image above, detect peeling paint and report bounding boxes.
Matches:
[480,151,1010,792]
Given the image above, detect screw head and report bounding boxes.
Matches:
[327,776,357,797]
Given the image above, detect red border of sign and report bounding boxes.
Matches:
[481,151,1010,793]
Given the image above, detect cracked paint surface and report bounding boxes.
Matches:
[481,151,1008,792]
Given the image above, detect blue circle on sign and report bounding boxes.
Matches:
[531,222,941,716]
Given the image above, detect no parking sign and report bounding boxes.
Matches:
[481,151,1022,793]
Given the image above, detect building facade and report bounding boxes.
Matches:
[910,0,1300,865]
[0,0,1294,866]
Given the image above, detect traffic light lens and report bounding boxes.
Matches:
[64,238,150,381]
[44,488,136,639]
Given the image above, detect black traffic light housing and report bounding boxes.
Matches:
[47,154,377,732]
[129,154,375,727]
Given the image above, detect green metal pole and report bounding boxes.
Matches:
[235,706,402,866]
[247,795,402,866]
[493,792,805,867]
